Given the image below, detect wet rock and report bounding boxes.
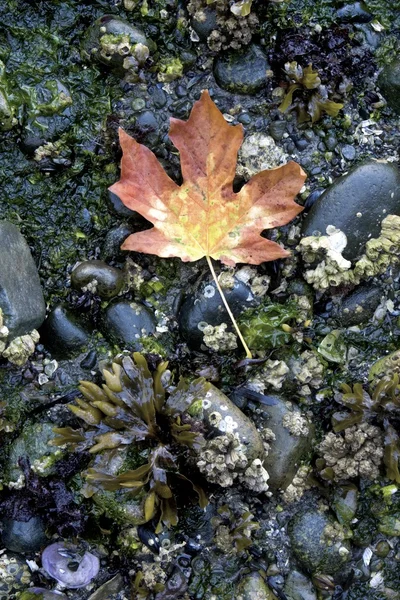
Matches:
[284,570,317,600]
[334,283,382,326]
[0,553,32,599]
[100,299,156,347]
[179,277,257,351]
[237,133,288,179]
[336,2,372,23]
[288,510,351,575]
[42,542,99,588]
[2,516,47,554]
[341,144,356,161]
[332,485,358,527]
[214,45,269,95]
[262,396,314,490]
[20,590,67,600]
[302,160,400,261]
[21,80,74,153]
[236,572,276,599]
[101,223,134,261]
[6,422,64,486]
[190,7,217,41]
[71,260,124,299]
[82,15,155,71]
[378,59,400,115]
[87,574,126,600]
[0,221,46,338]
[40,305,90,357]
[107,190,136,218]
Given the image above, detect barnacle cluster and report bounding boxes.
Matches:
[187,0,259,51]
[278,62,343,124]
[0,307,39,366]
[299,215,400,291]
[318,375,400,483]
[53,352,209,531]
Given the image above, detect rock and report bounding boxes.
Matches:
[6,422,64,486]
[0,553,32,599]
[21,80,74,153]
[378,59,400,114]
[19,590,67,600]
[71,260,124,299]
[82,15,155,71]
[236,573,276,600]
[237,133,288,180]
[214,45,269,95]
[179,277,257,351]
[0,222,46,338]
[107,190,136,218]
[100,300,156,347]
[302,160,400,261]
[101,224,134,261]
[332,485,358,527]
[334,283,382,326]
[284,570,317,600]
[262,396,314,490]
[190,7,217,42]
[87,574,126,600]
[336,2,372,23]
[341,144,356,161]
[40,305,90,357]
[288,510,351,575]
[378,513,400,537]
[1,517,47,554]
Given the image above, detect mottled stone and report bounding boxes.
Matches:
[71,260,124,299]
[2,517,47,554]
[378,59,400,115]
[334,283,382,326]
[302,161,400,261]
[0,222,46,338]
[214,45,269,95]
[236,573,276,600]
[100,300,156,347]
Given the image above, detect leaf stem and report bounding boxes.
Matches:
[205,255,252,359]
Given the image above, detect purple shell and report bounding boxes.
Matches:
[41,542,100,589]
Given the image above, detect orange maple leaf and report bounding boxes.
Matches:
[109,90,306,267]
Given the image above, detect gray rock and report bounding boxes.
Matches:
[236,573,276,600]
[2,517,47,554]
[214,45,269,95]
[341,144,356,161]
[101,224,134,261]
[100,300,156,347]
[6,422,64,486]
[334,283,382,326]
[262,396,314,490]
[302,160,400,261]
[288,510,351,575]
[0,221,46,338]
[179,277,257,351]
[82,15,155,70]
[378,59,400,115]
[71,260,124,299]
[336,2,372,23]
[87,575,126,600]
[40,305,90,357]
[190,7,217,41]
[284,571,317,600]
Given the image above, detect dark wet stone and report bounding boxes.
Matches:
[80,349,97,370]
[238,112,251,125]
[334,284,382,326]
[71,260,124,299]
[190,7,217,41]
[336,2,372,23]
[100,300,156,347]
[284,571,317,600]
[82,15,154,69]
[107,190,136,218]
[2,517,47,554]
[179,277,257,351]
[214,45,269,95]
[304,189,323,211]
[262,396,314,490]
[302,160,400,261]
[151,85,167,109]
[101,224,134,261]
[341,145,356,161]
[378,59,400,115]
[40,305,90,357]
[0,221,46,337]
[288,510,351,575]
[236,573,275,599]
[268,121,287,141]
[87,574,125,600]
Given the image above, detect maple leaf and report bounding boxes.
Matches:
[109,90,306,267]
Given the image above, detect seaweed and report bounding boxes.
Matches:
[52,352,208,531]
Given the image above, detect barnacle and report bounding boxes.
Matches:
[278,62,343,124]
[329,375,400,483]
[52,352,209,531]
